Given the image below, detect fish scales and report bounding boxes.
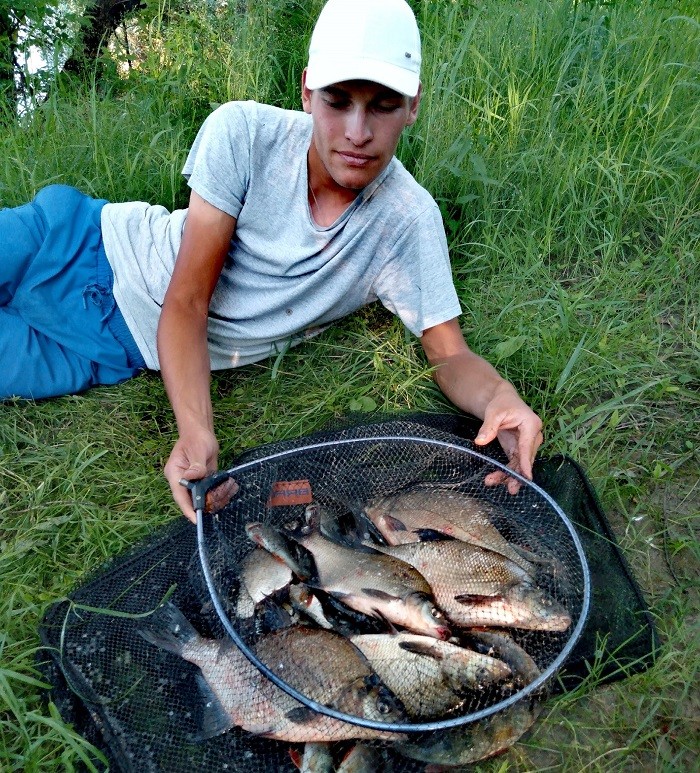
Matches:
[236,545,293,618]
[350,633,511,719]
[368,539,530,601]
[371,541,571,631]
[139,604,406,743]
[364,486,538,575]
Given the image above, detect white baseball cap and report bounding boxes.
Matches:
[306,0,422,98]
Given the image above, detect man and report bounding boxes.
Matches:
[1,0,543,521]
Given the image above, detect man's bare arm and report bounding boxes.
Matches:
[157,191,237,521]
[421,318,543,490]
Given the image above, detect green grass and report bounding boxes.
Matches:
[1,0,699,769]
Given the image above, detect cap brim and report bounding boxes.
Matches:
[305,56,420,97]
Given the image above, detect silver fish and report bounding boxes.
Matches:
[350,633,511,718]
[236,542,293,618]
[370,541,571,632]
[363,486,538,574]
[368,538,531,600]
[251,513,451,640]
[139,603,406,743]
[289,742,335,772]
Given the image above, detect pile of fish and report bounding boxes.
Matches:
[139,484,573,770]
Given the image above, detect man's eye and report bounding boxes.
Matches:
[375,102,401,113]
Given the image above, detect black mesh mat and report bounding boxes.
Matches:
[37,413,658,771]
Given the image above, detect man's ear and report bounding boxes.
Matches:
[406,82,422,127]
[301,68,313,114]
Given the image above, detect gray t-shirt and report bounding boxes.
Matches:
[101,101,461,371]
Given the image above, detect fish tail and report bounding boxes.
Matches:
[137,601,201,656]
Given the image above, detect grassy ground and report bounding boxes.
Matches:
[1,0,698,770]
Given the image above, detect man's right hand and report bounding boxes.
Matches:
[164,428,220,523]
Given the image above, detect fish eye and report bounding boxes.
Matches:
[376,697,393,715]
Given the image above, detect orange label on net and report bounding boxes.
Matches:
[267,479,313,507]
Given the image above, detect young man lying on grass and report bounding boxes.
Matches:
[0,0,542,521]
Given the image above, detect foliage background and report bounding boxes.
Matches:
[1,0,698,769]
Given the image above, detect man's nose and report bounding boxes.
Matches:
[345,107,373,145]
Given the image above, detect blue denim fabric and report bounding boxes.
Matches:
[1,184,146,399]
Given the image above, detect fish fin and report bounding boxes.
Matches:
[254,596,295,635]
[398,640,444,659]
[511,542,553,566]
[360,588,399,601]
[414,528,456,542]
[136,601,199,656]
[191,672,235,740]
[454,593,503,605]
[356,510,391,546]
[288,747,303,770]
[284,706,319,725]
[382,514,408,531]
[373,609,400,634]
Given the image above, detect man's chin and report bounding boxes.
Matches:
[333,168,380,192]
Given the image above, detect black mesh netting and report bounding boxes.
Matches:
[38,414,658,772]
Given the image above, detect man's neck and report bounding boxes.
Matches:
[307,144,359,227]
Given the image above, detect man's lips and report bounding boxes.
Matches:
[337,151,375,167]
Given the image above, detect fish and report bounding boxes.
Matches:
[461,629,542,692]
[394,697,543,768]
[289,584,388,636]
[368,538,531,601]
[288,742,335,772]
[236,542,294,619]
[452,583,571,632]
[289,584,335,630]
[363,486,539,574]
[349,633,512,718]
[251,509,451,640]
[336,742,393,772]
[289,742,392,773]
[138,602,407,743]
[368,540,571,631]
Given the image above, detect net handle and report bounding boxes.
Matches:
[194,435,591,733]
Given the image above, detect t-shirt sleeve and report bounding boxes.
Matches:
[182,101,254,219]
[373,203,462,336]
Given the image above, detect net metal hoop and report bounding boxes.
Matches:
[196,435,591,734]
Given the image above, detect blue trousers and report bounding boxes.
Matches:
[1,185,146,400]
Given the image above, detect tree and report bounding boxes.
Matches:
[0,0,146,114]
[0,0,30,113]
[61,0,144,78]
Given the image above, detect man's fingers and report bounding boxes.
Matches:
[474,422,499,446]
[171,479,197,524]
[516,427,544,480]
[180,462,208,480]
[484,468,524,494]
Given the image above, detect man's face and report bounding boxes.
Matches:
[302,73,421,193]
